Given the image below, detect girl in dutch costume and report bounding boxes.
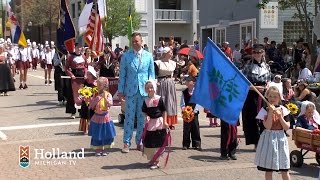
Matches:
[88,77,116,156]
[141,80,170,169]
[255,86,291,180]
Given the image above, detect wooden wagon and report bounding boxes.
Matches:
[290,129,320,167]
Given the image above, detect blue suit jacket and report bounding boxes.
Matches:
[118,49,155,97]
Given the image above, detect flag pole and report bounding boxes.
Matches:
[250,85,271,107]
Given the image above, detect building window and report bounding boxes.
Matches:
[215,28,226,45]
[72,3,75,18]
[78,1,82,17]
[159,0,181,10]
[283,21,312,46]
[240,23,253,48]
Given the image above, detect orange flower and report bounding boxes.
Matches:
[182,106,194,123]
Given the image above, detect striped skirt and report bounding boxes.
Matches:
[157,78,178,125]
[254,129,290,171]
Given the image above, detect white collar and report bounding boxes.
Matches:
[134,48,143,55]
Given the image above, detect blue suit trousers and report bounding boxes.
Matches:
[123,92,145,146]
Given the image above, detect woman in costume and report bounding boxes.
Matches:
[154,47,178,130]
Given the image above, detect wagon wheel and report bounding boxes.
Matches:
[316,153,320,165]
[290,150,303,167]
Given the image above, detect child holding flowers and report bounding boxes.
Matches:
[88,77,116,156]
[78,66,97,134]
[255,86,291,180]
[141,80,169,169]
[180,76,201,150]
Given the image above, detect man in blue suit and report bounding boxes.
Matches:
[118,32,155,153]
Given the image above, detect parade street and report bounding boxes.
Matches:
[0,69,318,180]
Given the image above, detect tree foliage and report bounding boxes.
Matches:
[103,0,141,43]
[22,0,59,27]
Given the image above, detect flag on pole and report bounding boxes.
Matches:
[85,0,104,54]
[78,0,106,35]
[127,6,133,48]
[6,4,27,47]
[57,0,76,54]
[190,38,251,125]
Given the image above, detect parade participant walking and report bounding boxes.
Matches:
[142,80,169,169]
[0,44,15,96]
[65,43,88,118]
[17,45,30,89]
[88,77,116,156]
[79,66,97,134]
[155,47,178,130]
[242,44,271,149]
[255,86,291,180]
[53,52,66,106]
[220,120,238,160]
[31,42,39,71]
[180,76,201,150]
[118,32,155,153]
[42,45,54,85]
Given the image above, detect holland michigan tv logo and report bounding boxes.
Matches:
[19,146,30,168]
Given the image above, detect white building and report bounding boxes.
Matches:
[70,0,199,51]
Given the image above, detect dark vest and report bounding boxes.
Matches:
[182,89,196,110]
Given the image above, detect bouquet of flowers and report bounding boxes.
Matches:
[182,106,195,123]
[78,85,98,104]
[285,103,299,115]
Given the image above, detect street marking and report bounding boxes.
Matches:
[0,122,79,131]
[28,74,55,81]
[0,131,7,140]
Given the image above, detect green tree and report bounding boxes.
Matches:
[237,0,320,66]
[22,0,60,42]
[103,0,141,45]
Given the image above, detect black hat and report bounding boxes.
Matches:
[185,76,196,82]
[253,44,264,51]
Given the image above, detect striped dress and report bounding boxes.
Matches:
[254,106,290,171]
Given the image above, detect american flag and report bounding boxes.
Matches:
[85,1,104,53]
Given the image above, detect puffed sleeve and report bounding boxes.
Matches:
[142,100,147,113]
[158,97,166,112]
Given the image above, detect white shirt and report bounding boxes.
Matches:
[31,48,39,59]
[298,68,312,80]
[26,47,32,61]
[44,51,54,64]
[233,50,242,62]
[19,48,28,62]
[155,60,176,77]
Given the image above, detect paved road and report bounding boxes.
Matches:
[0,70,318,180]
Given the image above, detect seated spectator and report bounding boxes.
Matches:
[297,61,312,80]
[282,78,295,103]
[295,80,313,102]
[296,101,320,132]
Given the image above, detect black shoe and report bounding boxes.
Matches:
[23,84,28,89]
[49,80,52,84]
[219,155,230,160]
[182,146,188,150]
[45,80,48,85]
[229,155,237,160]
[195,146,202,151]
[19,84,23,89]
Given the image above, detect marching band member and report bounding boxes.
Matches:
[17,45,30,89]
[31,42,40,71]
[42,44,54,85]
